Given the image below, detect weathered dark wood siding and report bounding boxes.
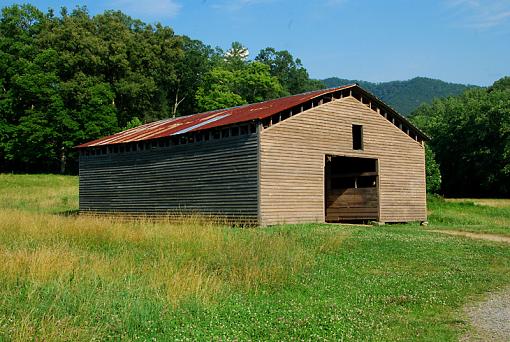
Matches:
[79,134,259,221]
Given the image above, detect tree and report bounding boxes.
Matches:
[224,41,249,69]
[490,76,510,92]
[255,47,324,95]
[123,116,142,130]
[170,37,216,117]
[195,67,247,112]
[0,4,321,174]
[410,77,510,196]
[425,145,441,193]
[195,61,284,112]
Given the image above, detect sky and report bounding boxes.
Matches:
[3,0,510,86]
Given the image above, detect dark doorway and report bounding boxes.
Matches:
[325,155,379,222]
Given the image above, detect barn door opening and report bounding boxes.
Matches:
[325,155,379,222]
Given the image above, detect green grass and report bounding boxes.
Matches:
[427,195,510,236]
[0,174,78,213]
[0,174,510,340]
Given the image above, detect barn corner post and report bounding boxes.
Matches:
[256,120,263,227]
[421,140,428,226]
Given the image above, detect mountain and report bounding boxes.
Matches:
[322,77,477,115]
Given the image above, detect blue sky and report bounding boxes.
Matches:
[4,0,510,85]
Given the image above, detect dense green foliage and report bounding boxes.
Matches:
[425,145,442,193]
[195,45,286,112]
[0,5,321,173]
[255,47,324,95]
[323,76,475,115]
[411,78,510,197]
[1,174,510,340]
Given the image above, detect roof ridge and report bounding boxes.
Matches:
[79,83,430,149]
[143,85,357,126]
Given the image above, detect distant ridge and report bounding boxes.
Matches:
[322,77,477,115]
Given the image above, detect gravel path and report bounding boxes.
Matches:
[428,229,510,341]
[462,287,510,341]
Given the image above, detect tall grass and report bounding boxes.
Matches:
[0,175,331,340]
[427,195,510,235]
[1,175,510,340]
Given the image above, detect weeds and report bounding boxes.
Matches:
[0,175,509,340]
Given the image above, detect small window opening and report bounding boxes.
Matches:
[352,124,363,150]
[231,127,239,136]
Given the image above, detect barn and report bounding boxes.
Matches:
[77,84,428,226]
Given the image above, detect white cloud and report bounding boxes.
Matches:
[445,0,510,28]
[110,0,182,19]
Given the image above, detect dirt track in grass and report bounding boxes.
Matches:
[429,229,510,341]
[429,230,510,244]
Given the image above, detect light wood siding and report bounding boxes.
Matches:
[259,96,426,226]
[79,134,259,221]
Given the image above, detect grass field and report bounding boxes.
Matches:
[428,195,510,236]
[0,174,509,341]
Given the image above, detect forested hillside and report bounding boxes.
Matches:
[1,3,507,199]
[323,77,475,115]
[410,77,510,197]
[0,5,322,174]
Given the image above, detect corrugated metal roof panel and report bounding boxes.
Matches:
[76,85,354,148]
[77,84,429,148]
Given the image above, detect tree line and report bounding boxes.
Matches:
[2,4,508,198]
[0,4,323,173]
[412,77,510,197]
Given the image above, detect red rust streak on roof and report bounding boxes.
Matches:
[76,85,354,148]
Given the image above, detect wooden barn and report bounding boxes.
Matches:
[77,84,428,225]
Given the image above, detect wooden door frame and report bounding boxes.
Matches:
[324,154,380,222]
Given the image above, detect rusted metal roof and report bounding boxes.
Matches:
[77,83,429,148]
[76,85,355,148]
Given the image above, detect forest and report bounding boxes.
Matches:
[0,4,322,174]
[411,77,510,197]
[323,76,475,115]
[1,4,509,197]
